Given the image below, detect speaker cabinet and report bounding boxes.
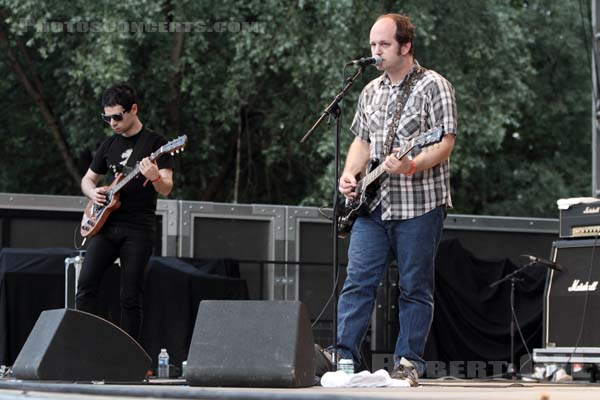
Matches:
[545,239,600,347]
[12,309,151,381]
[186,300,315,387]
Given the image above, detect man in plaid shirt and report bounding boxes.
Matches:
[335,13,457,386]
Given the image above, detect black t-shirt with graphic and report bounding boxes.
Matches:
[89,127,174,231]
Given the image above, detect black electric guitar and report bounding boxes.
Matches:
[337,126,444,238]
[80,135,188,239]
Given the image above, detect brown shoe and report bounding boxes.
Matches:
[390,358,419,387]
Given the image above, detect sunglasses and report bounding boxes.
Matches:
[101,110,130,123]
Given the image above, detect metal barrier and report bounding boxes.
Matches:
[443,213,559,263]
[0,193,178,256]
[0,193,560,303]
[285,206,349,319]
[178,201,286,300]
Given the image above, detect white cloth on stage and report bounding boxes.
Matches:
[320,369,410,388]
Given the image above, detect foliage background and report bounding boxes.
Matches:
[0,0,593,217]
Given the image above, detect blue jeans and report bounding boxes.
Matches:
[336,205,445,376]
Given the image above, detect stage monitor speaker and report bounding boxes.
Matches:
[186,300,315,388]
[545,239,600,347]
[12,309,151,381]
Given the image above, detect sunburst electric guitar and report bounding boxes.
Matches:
[80,135,188,239]
[337,126,444,238]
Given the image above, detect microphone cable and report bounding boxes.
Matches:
[72,220,85,250]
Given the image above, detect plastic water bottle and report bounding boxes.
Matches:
[338,359,354,375]
[181,360,187,378]
[158,348,169,379]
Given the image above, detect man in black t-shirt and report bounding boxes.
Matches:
[77,83,174,340]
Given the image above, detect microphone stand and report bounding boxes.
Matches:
[300,65,367,144]
[489,261,536,380]
[300,65,368,370]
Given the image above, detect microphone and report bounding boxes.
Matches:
[522,254,563,271]
[346,55,382,67]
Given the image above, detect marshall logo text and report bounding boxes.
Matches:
[582,206,600,214]
[568,279,599,292]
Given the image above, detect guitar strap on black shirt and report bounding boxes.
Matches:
[123,127,153,175]
[383,64,426,156]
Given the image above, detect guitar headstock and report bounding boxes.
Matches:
[152,135,188,159]
[416,126,444,149]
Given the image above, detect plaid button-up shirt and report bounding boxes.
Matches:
[350,61,457,220]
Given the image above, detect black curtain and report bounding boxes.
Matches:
[423,238,547,377]
[0,248,73,365]
[139,257,249,371]
[0,250,248,369]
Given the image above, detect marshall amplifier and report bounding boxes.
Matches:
[544,239,600,347]
[559,199,600,238]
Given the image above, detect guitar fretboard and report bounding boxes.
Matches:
[357,139,416,192]
[110,145,165,193]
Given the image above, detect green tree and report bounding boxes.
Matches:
[0,0,592,217]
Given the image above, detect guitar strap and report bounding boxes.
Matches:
[123,127,153,175]
[382,64,426,156]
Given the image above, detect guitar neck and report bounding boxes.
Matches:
[359,140,416,191]
[105,134,187,195]
[111,152,160,194]
[112,165,140,193]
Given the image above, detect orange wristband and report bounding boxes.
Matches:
[151,175,161,183]
[406,160,416,176]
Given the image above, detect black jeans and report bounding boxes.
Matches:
[76,224,154,340]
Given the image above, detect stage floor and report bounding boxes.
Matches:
[1,379,600,400]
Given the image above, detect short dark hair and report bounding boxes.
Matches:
[101,83,137,111]
[376,13,415,54]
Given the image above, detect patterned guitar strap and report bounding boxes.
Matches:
[382,63,427,156]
